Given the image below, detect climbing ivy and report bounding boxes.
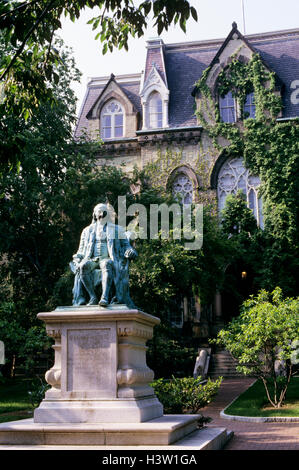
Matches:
[138,52,298,295]
[194,52,299,295]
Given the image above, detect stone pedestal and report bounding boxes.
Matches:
[34,305,163,424]
[0,305,205,446]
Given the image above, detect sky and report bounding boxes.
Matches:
[58,0,299,113]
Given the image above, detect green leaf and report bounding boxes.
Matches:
[190,7,198,22]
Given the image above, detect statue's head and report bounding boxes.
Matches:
[92,203,109,223]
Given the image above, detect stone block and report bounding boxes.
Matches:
[33,306,163,423]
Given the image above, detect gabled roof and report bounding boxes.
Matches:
[192,22,283,97]
[75,27,299,137]
[209,22,256,68]
[74,74,141,137]
[140,64,169,100]
[86,73,137,119]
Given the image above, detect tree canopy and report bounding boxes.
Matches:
[0,0,198,166]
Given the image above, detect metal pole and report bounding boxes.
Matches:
[241,0,246,35]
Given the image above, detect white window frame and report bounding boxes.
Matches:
[243,92,256,119]
[100,100,124,140]
[219,91,237,123]
[148,91,163,129]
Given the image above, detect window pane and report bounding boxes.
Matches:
[219,92,236,123]
[103,115,111,127]
[244,92,256,119]
[157,113,163,128]
[115,114,123,126]
[258,197,264,229]
[157,99,162,113]
[100,100,124,139]
[114,126,123,137]
[103,127,111,139]
[228,107,236,123]
[149,92,163,128]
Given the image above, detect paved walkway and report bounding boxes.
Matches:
[200,377,299,450]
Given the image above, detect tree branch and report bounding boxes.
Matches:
[0,0,58,81]
[0,0,40,19]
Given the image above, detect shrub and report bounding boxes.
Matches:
[151,376,222,414]
[215,287,299,408]
[27,376,50,409]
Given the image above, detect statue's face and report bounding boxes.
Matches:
[93,204,108,221]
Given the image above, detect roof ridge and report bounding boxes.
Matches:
[164,27,299,51]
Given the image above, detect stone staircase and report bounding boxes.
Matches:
[208,349,243,378]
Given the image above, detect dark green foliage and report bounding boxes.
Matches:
[244,119,299,295]
[196,53,299,299]
[147,324,197,379]
[130,205,232,317]
[0,0,197,164]
[221,190,258,236]
[219,192,266,309]
[27,376,50,409]
[0,377,32,413]
[151,376,222,414]
[215,287,299,408]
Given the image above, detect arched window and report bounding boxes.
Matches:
[243,92,256,119]
[219,91,236,123]
[172,173,193,204]
[148,91,163,129]
[100,100,124,139]
[217,157,263,227]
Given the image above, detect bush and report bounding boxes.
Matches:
[27,376,50,409]
[215,287,299,408]
[151,376,222,414]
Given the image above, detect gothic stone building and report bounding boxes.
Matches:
[75,23,299,340]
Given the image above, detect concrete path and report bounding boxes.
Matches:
[200,378,299,450]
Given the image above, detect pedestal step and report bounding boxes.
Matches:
[34,396,163,423]
[0,415,199,446]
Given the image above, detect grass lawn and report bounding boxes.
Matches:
[0,378,34,422]
[225,377,299,417]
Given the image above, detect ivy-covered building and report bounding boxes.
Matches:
[75,23,299,340]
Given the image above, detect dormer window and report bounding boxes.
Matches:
[100,100,124,139]
[244,92,256,119]
[148,91,163,129]
[219,91,236,123]
[140,64,169,130]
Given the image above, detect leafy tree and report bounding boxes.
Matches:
[244,120,299,296]
[0,37,133,374]
[218,191,266,313]
[0,0,198,169]
[196,53,299,299]
[128,206,232,319]
[146,323,197,379]
[214,287,299,408]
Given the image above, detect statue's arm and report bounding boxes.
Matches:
[120,229,138,260]
[73,227,88,264]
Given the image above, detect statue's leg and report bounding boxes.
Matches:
[80,260,98,305]
[99,259,114,307]
[72,273,86,306]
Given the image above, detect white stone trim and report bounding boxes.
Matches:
[140,65,169,130]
